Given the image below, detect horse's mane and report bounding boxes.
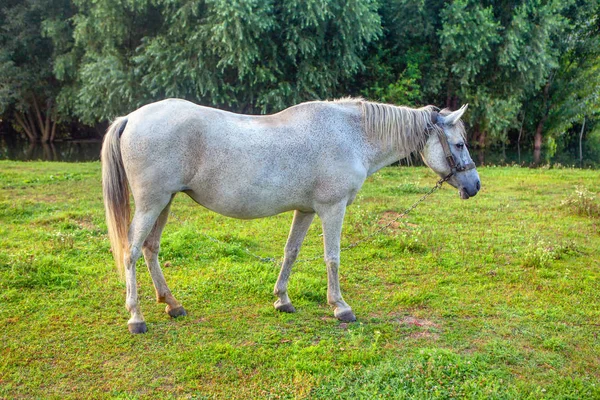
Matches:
[333,97,455,163]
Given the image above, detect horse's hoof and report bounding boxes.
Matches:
[128,322,148,334]
[274,300,296,313]
[335,309,357,322]
[167,306,187,318]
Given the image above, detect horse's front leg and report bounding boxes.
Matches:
[274,210,315,313]
[317,201,356,322]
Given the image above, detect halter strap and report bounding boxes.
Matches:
[430,110,476,180]
[435,127,476,180]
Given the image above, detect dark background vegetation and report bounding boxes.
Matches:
[1,0,599,164]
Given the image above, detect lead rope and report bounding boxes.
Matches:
[169,175,451,266]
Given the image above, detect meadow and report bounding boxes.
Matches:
[0,160,599,399]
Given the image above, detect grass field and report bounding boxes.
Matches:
[0,160,599,399]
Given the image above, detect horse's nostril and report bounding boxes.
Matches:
[476,180,481,191]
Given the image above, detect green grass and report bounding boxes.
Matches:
[1,160,599,398]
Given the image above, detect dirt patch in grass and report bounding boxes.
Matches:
[396,315,439,328]
[377,210,417,229]
[76,215,97,231]
[408,330,440,339]
[395,315,441,339]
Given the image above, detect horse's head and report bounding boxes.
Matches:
[421,104,480,199]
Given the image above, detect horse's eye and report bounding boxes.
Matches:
[456,143,465,150]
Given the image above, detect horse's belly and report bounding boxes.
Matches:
[184,187,313,219]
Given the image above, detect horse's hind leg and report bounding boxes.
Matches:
[274,210,314,313]
[142,198,186,318]
[125,193,172,334]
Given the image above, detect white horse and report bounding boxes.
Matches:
[101,98,480,333]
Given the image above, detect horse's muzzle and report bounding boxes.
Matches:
[459,179,480,200]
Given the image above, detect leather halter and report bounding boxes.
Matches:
[430,111,476,180]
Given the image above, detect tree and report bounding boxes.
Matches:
[62,0,381,124]
[521,1,600,162]
[0,0,74,142]
[355,0,574,151]
[438,0,567,147]
[354,0,444,106]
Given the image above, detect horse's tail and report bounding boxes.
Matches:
[101,116,130,277]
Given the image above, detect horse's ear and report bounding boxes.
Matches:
[442,104,468,126]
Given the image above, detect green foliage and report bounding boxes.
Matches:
[439,0,501,87]
[440,0,568,144]
[363,60,422,106]
[0,0,599,155]
[0,0,75,141]
[65,0,381,123]
[356,0,599,152]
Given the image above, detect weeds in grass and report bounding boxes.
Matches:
[397,227,427,254]
[561,185,600,218]
[53,231,75,250]
[522,238,579,268]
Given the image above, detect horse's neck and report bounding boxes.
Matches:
[365,143,409,176]
[359,101,430,176]
[364,127,429,175]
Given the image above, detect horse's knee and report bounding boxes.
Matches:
[324,256,340,266]
[126,245,143,267]
[142,241,160,256]
[284,246,300,260]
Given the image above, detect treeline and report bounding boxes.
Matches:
[1,0,599,159]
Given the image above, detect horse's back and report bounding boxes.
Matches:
[119,99,368,218]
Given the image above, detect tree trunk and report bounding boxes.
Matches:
[25,111,39,142]
[533,117,545,164]
[517,113,525,164]
[33,97,54,143]
[472,123,486,148]
[534,115,546,151]
[33,97,47,142]
[534,81,551,164]
[18,96,59,143]
[43,100,52,143]
[451,96,458,111]
[14,113,36,142]
[478,130,486,148]
[50,120,57,142]
[579,117,586,166]
[446,81,453,109]
[26,142,35,158]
